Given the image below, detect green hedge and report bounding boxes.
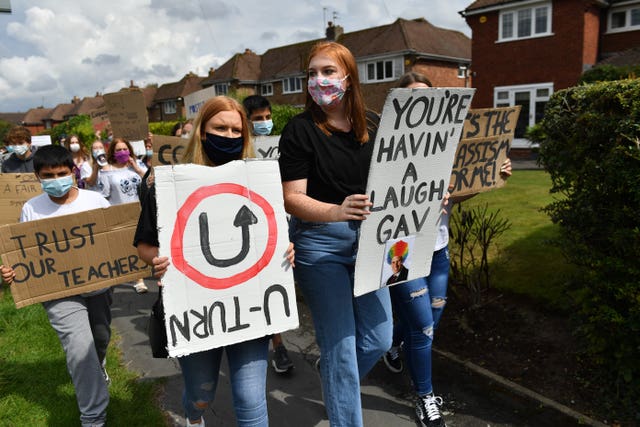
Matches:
[532,79,640,420]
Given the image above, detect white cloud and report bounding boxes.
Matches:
[0,0,472,112]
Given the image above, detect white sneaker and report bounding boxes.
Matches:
[185,417,205,427]
[134,279,148,294]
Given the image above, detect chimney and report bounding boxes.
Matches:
[208,67,215,77]
[326,21,344,41]
[72,96,80,104]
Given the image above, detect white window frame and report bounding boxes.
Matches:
[457,64,468,79]
[261,83,273,96]
[282,77,302,94]
[608,4,640,33]
[163,100,177,115]
[493,82,553,147]
[358,56,404,84]
[215,83,229,96]
[498,1,552,42]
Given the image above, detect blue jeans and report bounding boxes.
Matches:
[178,336,269,426]
[290,217,393,426]
[389,246,449,395]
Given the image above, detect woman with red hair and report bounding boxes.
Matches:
[278,41,392,426]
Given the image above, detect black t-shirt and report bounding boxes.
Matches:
[133,169,158,248]
[278,110,378,205]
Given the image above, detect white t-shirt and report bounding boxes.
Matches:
[434,210,451,251]
[21,188,110,221]
[98,166,145,205]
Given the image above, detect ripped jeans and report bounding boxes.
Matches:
[389,246,449,395]
[178,336,269,426]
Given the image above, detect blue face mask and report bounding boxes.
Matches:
[40,175,74,198]
[146,149,154,158]
[202,132,244,165]
[252,120,273,136]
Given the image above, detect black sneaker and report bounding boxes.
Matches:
[383,346,403,373]
[415,393,445,427]
[272,344,294,373]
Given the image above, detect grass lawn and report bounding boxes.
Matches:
[455,169,577,309]
[0,288,168,426]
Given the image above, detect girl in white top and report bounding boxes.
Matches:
[98,137,146,205]
[65,134,92,189]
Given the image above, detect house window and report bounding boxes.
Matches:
[499,2,551,41]
[457,65,468,79]
[215,83,228,95]
[494,83,553,139]
[282,77,302,94]
[358,57,403,83]
[609,5,640,32]
[163,101,177,115]
[261,83,273,96]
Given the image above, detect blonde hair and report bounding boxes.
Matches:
[305,42,370,144]
[183,96,255,166]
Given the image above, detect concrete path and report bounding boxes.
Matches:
[110,282,597,427]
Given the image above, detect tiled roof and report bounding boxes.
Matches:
[202,49,262,85]
[22,107,53,125]
[154,73,207,102]
[258,17,470,81]
[0,112,26,124]
[343,18,470,60]
[598,47,640,66]
[69,95,104,116]
[46,103,76,121]
[141,86,158,108]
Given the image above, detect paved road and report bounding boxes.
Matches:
[111,283,587,427]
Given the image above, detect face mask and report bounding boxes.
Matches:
[92,149,105,159]
[181,132,190,139]
[12,144,30,157]
[146,149,154,158]
[69,143,80,153]
[203,132,244,165]
[114,150,130,164]
[252,120,273,136]
[5,145,15,154]
[40,175,74,198]
[307,75,348,107]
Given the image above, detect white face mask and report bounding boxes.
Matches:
[69,143,80,153]
[13,144,30,156]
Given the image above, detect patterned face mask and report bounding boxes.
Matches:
[307,75,349,107]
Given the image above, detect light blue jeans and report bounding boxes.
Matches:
[290,217,393,427]
[178,336,269,426]
[389,246,449,395]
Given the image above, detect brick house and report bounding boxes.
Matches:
[461,0,640,145]
[21,107,53,135]
[150,72,208,122]
[207,18,471,113]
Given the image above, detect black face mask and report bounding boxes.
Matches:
[202,132,244,165]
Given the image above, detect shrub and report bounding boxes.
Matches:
[579,64,640,84]
[449,203,511,306]
[532,79,640,420]
[50,115,95,147]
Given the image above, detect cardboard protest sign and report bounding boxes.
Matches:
[0,202,149,308]
[253,135,280,159]
[184,86,217,120]
[155,160,298,357]
[90,106,110,132]
[0,173,42,224]
[354,87,475,296]
[103,90,149,140]
[451,106,521,196]
[31,135,52,147]
[151,135,185,166]
[151,135,280,166]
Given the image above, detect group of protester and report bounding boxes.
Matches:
[0,41,513,427]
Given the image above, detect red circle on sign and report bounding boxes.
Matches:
[171,183,277,289]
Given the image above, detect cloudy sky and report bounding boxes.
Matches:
[0,0,473,113]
